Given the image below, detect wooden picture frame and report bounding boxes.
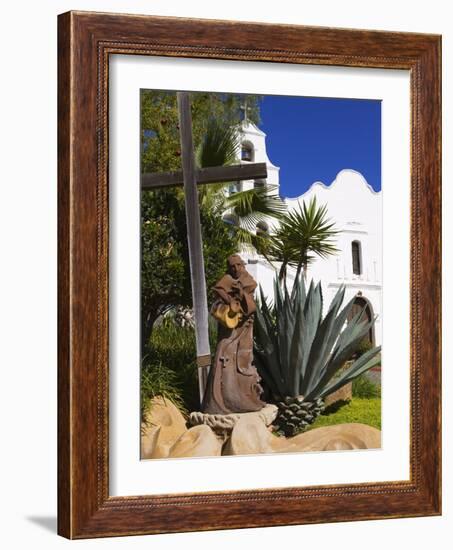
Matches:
[58,10,441,539]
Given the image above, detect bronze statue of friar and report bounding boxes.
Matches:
[201,254,266,414]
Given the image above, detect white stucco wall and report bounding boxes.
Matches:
[235,122,280,192]
[235,123,383,345]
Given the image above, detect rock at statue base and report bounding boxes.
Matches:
[224,416,381,456]
[168,425,222,458]
[141,396,188,459]
[223,413,278,455]
[280,423,381,452]
[140,424,161,459]
[140,395,380,458]
[189,404,278,441]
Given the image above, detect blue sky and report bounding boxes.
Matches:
[258,95,381,198]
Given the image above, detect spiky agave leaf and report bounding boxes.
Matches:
[277,280,297,394]
[322,313,375,375]
[303,314,379,402]
[302,288,362,395]
[290,268,306,304]
[299,285,346,396]
[254,287,284,397]
[316,346,382,400]
[297,281,323,392]
[288,296,305,396]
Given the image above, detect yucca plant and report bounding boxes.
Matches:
[254,276,381,436]
[261,196,339,282]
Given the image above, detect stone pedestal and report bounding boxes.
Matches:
[188,404,278,441]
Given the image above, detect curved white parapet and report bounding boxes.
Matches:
[242,168,383,345]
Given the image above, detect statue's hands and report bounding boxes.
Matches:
[231,280,244,298]
[229,298,242,314]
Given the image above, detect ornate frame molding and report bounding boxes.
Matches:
[58,11,441,538]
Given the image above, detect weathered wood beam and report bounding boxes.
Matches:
[141,162,268,190]
[177,92,211,405]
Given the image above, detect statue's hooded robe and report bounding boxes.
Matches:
[201,269,265,415]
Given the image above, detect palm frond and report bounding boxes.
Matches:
[262,196,340,280]
[196,118,240,168]
[224,184,286,229]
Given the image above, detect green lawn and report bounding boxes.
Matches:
[307,398,381,431]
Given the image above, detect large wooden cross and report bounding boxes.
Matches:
[141,92,267,404]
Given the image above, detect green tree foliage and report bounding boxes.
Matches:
[140,90,262,349]
[141,191,187,345]
[141,188,238,349]
[141,90,260,173]
[141,319,219,419]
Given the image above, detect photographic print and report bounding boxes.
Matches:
[140,90,382,460]
[58,12,441,537]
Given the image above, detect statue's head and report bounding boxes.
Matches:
[227,254,245,278]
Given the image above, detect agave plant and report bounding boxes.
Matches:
[254,276,381,436]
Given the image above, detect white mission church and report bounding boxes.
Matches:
[227,122,382,347]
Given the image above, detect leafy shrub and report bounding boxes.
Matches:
[353,338,373,359]
[141,187,238,349]
[352,373,381,398]
[141,363,186,423]
[141,319,218,419]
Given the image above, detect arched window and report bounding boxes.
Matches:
[256,220,269,236]
[351,240,362,275]
[241,142,254,162]
[347,295,375,346]
[254,179,266,189]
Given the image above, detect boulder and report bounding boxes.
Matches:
[141,396,188,459]
[223,414,283,455]
[168,425,222,458]
[140,424,161,458]
[224,419,380,456]
[277,423,381,453]
[141,396,381,459]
